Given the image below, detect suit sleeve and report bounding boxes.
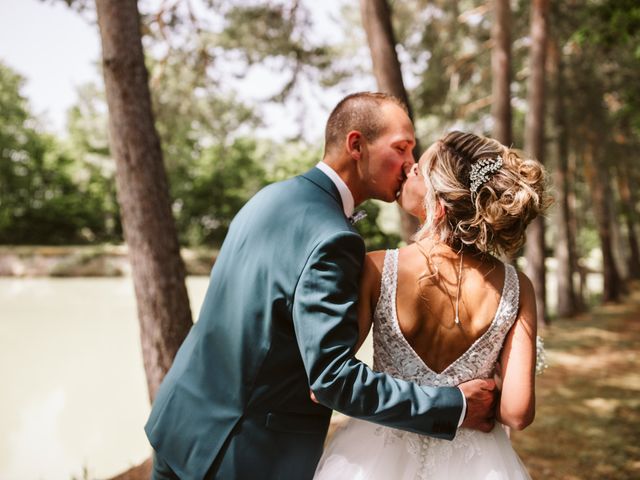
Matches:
[292,231,464,440]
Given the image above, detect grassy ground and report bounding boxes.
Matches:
[511,285,640,479]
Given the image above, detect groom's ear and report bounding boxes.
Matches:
[346,131,363,160]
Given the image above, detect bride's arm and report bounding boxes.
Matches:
[353,251,384,352]
[496,271,537,430]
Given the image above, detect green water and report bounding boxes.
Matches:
[0,277,208,480]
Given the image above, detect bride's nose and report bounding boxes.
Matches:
[405,163,419,177]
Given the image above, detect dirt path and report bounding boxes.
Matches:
[511,286,640,479]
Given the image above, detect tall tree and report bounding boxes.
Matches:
[616,160,640,279]
[360,0,420,240]
[567,149,586,311]
[95,0,192,402]
[582,133,622,302]
[491,0,512,147]
[548,37,579,317]
[523,0,549,327]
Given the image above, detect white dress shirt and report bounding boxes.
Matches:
[316,161,355,218]
[314,161,467,428]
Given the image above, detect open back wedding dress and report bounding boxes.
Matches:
[313,249,531,480]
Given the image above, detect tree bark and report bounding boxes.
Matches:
[95,0,192,403]
[582,138,622,303]
[616,162,640,279]
[567,150,586,311]
[491,0,512,147]
[360,0,419,241]
[523,0,549,327]
[548,37,578,318]
[609,189,629,283]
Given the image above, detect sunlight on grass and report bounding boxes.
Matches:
[582,397,619,416]
[511,292,640,480]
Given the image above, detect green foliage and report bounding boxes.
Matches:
[264,140,320,183]
[573,0,640,53]
[391,1,502,138]
[65,83,122,241]
[173,137,268,246]
[214,1,348,100]
[353,201,402,251]
[0,63,112,244]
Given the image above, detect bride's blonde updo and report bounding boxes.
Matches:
[415,131,551,258]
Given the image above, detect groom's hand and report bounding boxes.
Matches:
[310,389,320,404]
[458,378,498,433]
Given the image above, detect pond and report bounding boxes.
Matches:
[0,277,210,480]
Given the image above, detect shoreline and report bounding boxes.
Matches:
[0,245,217,277]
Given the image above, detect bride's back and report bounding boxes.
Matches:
[395,243,506,374]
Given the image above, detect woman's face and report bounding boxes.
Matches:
[397,146,434,220]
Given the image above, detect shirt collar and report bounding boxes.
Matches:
[316,161,355,218]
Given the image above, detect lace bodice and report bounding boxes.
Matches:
[372,249,520,387]
[369,249,522,479]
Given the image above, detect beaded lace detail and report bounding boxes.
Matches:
[371,249,520,479]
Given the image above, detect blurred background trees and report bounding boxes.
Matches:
[0,62,114,244]
[2,0,639,317]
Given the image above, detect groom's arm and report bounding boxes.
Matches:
[293,231,464,440]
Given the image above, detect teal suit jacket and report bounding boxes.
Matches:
[145,168,464,480]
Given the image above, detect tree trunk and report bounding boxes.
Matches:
[616,162,640,279]
[582,139,622,303]
[95,0,192,403]
[360,0,419,241]
[491,0,512,147]
[568,150,586,311]
[548,37,578,317]
[609,189,629,283]
[523,0,549,327]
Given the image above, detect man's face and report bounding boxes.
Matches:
[360,103,416,202]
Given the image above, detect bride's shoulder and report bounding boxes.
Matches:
[364,250,387,271]
[514,269,535,297]
[360,250,387,308]
[513,269,536,325]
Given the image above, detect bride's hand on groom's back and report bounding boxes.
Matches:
[458,378,498,433]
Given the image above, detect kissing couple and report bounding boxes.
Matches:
[146,92,549,479]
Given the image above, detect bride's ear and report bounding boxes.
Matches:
[435,199,446,221]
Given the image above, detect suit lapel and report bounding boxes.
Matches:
[300,167,343,212]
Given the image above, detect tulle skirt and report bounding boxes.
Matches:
[313,417,531,480]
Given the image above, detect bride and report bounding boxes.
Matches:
[314,131,549,479]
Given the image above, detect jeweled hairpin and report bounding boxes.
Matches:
[469,156,503,197]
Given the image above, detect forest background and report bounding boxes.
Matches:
[1,0,639,479]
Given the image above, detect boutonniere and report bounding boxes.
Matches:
[348,210,367,225]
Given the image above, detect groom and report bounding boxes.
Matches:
[145,92,497,480]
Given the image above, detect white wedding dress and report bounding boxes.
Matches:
[314,249,531,480]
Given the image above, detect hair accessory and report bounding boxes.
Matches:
[469,156,503,197]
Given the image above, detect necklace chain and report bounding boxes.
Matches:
[415,241,465,327]
[454,252,464,325]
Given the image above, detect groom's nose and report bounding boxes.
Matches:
[403,154,415,171]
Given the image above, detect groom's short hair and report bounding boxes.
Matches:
[324,92,408,154]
